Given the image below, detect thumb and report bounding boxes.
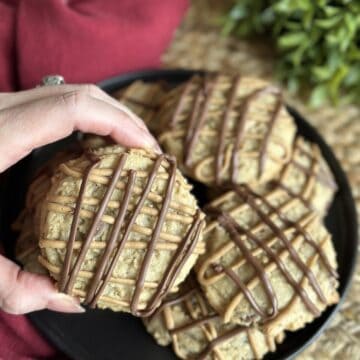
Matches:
[0,255,85,315]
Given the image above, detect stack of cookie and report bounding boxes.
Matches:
[14,73,339,359]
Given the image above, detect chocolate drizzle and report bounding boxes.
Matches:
[231,86,282,183]
[58,151,204,316]
[140,209,203,316]
[85,169,136,307]
[59,156,100,292]
[170,80,194,128]
[287,140,337,192]
[208,210,278,319]
[184,77,217,167]
[169,314,220,335]
[205,184,338,320]
[151,287,198,319]
[155,280,257,359]
[275,182,312,210]
[197,326,247,360]
[237,186,338,279]
[169,75,284,184]
[273,139,337,213]
[258,89,283,178]
[216,75,241,185]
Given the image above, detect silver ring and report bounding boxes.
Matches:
[41,75,65,86]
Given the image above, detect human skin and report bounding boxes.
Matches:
[0,84,161,315]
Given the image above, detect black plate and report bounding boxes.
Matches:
[0,69,357,360]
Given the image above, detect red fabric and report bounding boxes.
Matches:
[1,0,188,91]
[0,0,188,358]
[0,1,18,91]
[0,312,59,360]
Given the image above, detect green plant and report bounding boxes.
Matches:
[222,0,360,106]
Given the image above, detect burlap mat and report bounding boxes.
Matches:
[162,2,360,358]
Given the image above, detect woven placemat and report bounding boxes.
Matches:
[162,2,360,358]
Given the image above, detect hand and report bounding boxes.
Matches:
[0,84,161,314]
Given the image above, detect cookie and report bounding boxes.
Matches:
[197,184,339,334]
[82,80,166,150]
[156,74,296,186]
[13,150,80,274]
[29,151,82,235]
[14,213,46,275]
[81,134,110,150]
[144,277,285,359]
[276,136,337,216]
[113,80,166,129]
[38,146,205,316]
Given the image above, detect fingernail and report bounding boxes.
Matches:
[153,143,163,154]
[48,293,86,313]
[142,132,162,154]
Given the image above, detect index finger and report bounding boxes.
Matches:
[0,89,161,172]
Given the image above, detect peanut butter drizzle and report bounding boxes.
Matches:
[169,314,220,335]
[292,143,337,191]
[207,206,320,317]
[150,287,198,319]
[281,139,337,192]
[197,326,247,360]
[258,90,283,178]
[170,75,285,184]
[275,181,313,210]
[158,281,259,359]
[170,79,194,128]
[276,139,337,212]
[59,156,100,292]
[130,157,177,314]
[85,169,136,306]
[240,186,338,279]
[215,75,241,185]
[236,185,329,302]
[231,86,282,183]
[206,209,278,320]
[141,210,204,316]
[59,151,204,316]
[207,184,338,318]
[184,77,217,167]
[62,153,128,293]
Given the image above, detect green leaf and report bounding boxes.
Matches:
[348,46,360,61]
[278,32,308,49]
[323,6,340,17]
[220,0,360,106]
[283,21,303,31]
[287,43,308,66]
[273,0,293,13]
[344,13,357,35]
[328,65,349,102]
[311,66,334,81]
[315,15,342,29]
[343,65,360,86]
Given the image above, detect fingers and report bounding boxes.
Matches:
[0,84,149,131]
[0,256,84,314]
[0,89,161,172]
